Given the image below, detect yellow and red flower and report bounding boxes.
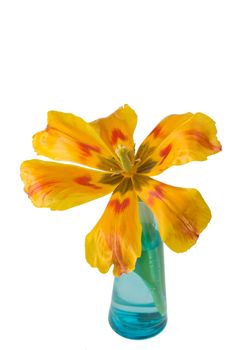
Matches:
[20,105,221,276]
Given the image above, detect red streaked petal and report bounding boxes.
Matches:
[85,178,141,276]
[20,159,122,210]
[136,112,222,175]
[90,104,137,153]
[33,110,120,172]
[133,175,211,252]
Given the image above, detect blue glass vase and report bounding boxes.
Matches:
[108,200,167,340]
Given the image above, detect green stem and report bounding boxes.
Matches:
[136,203,167,316]
[135,243,166,316]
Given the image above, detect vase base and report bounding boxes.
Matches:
[108,306,167,340]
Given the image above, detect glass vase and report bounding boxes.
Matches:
[108,200,167,340]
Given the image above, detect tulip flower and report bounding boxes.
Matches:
[20,105,221,276]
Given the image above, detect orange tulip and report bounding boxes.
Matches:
[20,105,221,276]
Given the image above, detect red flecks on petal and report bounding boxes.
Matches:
[106,233,129,276]
[109,198,130,214]
[148,185,164,205]
[150,125,162,138]
[159,143,172,165]
[74,176,102,190]
[180,215,199,240]
[185,130,221,151]
[78,142,101,157]
[27,181,58,198]
[111,129,127,145]
[160,143,172,157]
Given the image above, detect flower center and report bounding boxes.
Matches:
[115,145,134,173]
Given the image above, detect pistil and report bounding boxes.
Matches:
[115,145,133,173]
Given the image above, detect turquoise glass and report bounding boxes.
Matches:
[108,201,167,340]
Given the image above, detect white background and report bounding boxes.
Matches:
[0,1,232,349]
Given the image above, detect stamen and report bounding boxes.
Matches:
[111,170,124,176]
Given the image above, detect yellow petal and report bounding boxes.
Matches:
[135,112,222,176]
[90,104,137,154]
[133,175,211,252]
[33,111,121,172]
[20,160,122,210]
[85,178,141,276]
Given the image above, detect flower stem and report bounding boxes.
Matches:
[136,202,167,316]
